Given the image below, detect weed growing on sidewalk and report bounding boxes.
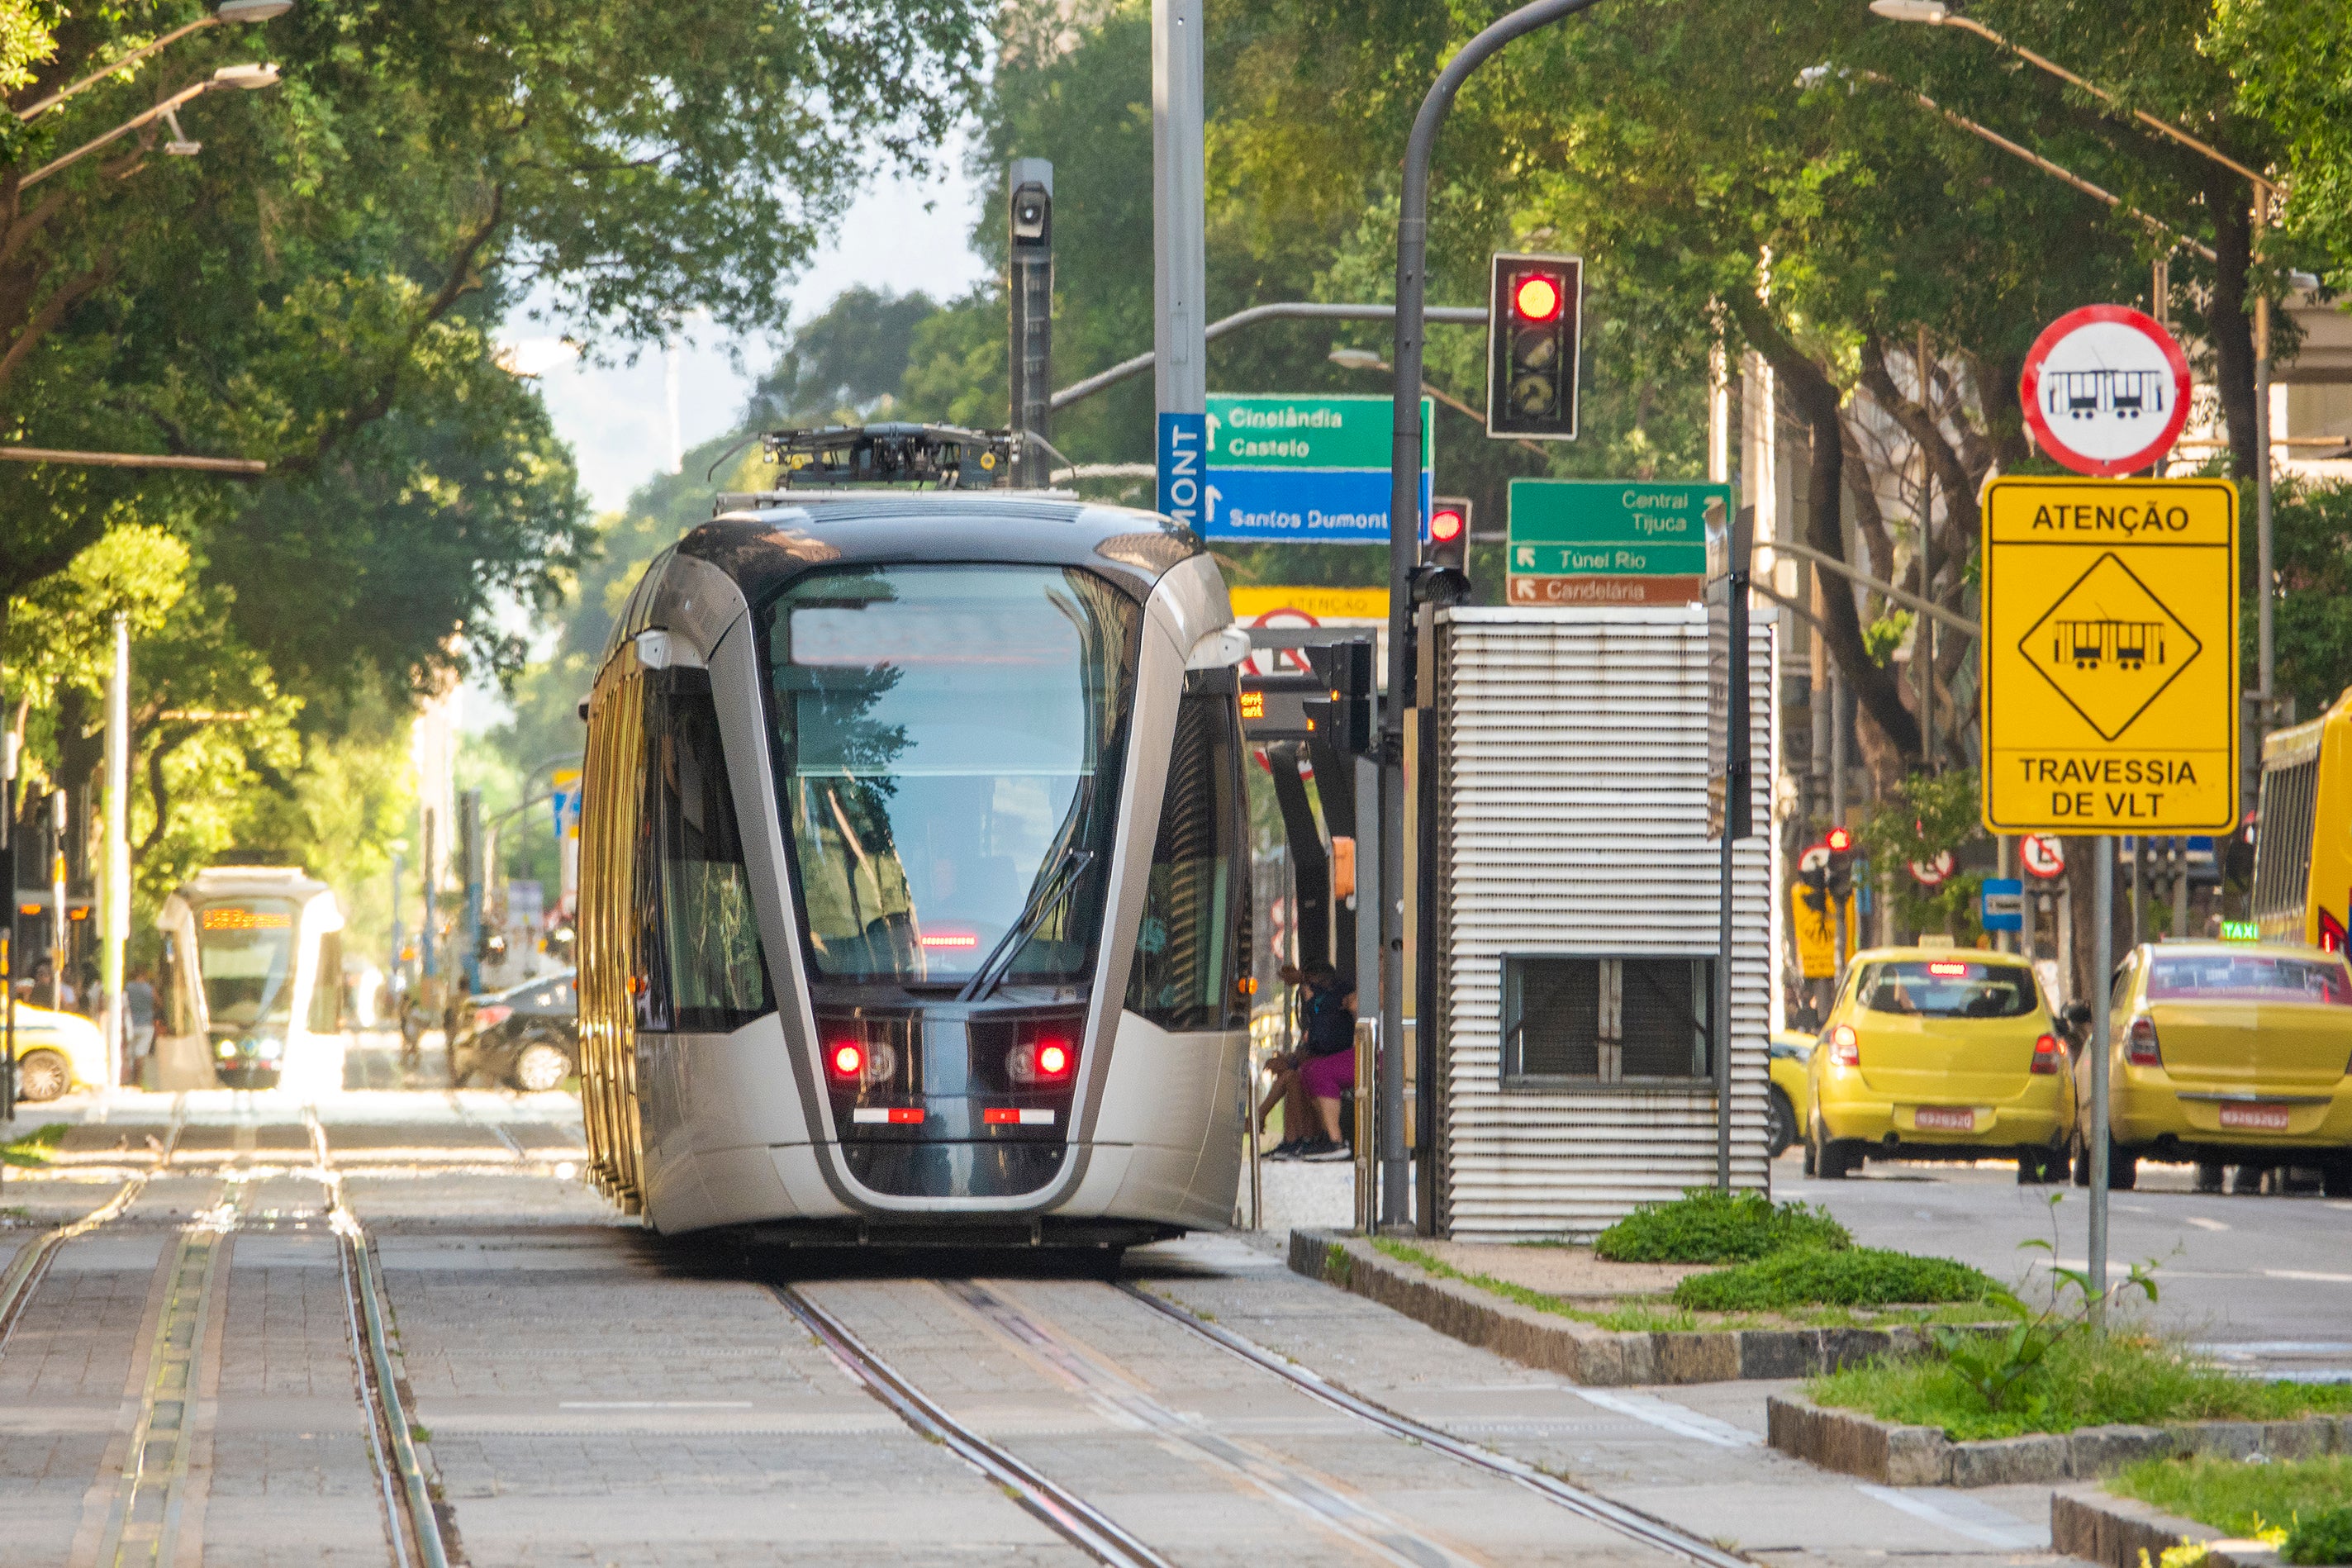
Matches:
[2111,1455,2352,1547]
[1,1123,67,1167]
[1594,1189,1850,1263]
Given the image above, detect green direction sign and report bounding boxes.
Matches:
[1507,478,1732,606]
[1203,394,1433,544]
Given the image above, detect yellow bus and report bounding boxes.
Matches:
[2253,691,2352,949]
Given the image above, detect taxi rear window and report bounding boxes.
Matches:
[1855,961,2036,1019]
[2148,954,2352,1005]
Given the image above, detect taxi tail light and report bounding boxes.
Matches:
[474,1004,513,1029]
[2324,902,2349,954]
[2125,1014,2162,1067]
[2030,1033,2061,1075]
[1827,1024,1860,1068]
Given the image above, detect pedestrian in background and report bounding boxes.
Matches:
[1259,962,1357,1162]
[123,963,157,1086]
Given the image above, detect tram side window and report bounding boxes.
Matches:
[1126,689,1248,1032]
[639,668,774,1033]
[308,929,343,1034]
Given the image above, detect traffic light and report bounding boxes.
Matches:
[1427,497,1470,573]
[1487,252,1582,440]
[1315,639,1376,757]
[1824,825,1855,901]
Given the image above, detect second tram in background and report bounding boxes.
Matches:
[2254,688,2352,949]
[153,865,348,1094]
[572,425,1254,1252]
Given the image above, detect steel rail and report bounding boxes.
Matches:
[0,1099,188,1357]
[310,1114,450,1568]
[770,1283,1176,1568]
[1115,1282,1755,1568]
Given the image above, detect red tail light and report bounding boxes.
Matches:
[1007,1038,1075,1084]
[1827,1024,1860,1067]
[2125,1014,2162,1067]
[474,1004,513,1029]
[2323,902,2348,954]
[828,1040,866,1080]
[2030,1033,2061,1075]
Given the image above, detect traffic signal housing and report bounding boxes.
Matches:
[1488,252,1582,440]
[1426,497,1471,573]
[1823,825,1855,900]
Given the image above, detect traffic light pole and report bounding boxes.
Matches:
[1388,0,1602,1233]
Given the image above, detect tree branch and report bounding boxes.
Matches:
[0,255,112,401]
[1860,334,1981,546]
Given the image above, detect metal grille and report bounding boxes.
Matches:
[1506,957,1600,1077]
[2253,752,2317,932]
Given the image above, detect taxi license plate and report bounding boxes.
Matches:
[2217,1103,2291,1133]
[1913,1106,1976,1132]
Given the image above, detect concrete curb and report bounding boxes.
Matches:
[2050,1488,2285,1568]
[1766,1387,2352,1487]
[1288,1228,1952,1388]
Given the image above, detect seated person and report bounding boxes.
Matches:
[1258,963,1358,1162]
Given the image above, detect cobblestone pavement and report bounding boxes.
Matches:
[0,1082,2131,1566]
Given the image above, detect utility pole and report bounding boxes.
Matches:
[1152,0,1207,531]
[1008,159,1054,487]
[102,611,129,1093]
[48,790,65,1010]
[461,789,483,996]
[1387,0,1603,1233]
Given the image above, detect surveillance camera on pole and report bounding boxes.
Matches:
[1007,159,1052,487]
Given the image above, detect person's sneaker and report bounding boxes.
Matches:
[1262,1138,1306,1162]
[1301,1137,1352,1162]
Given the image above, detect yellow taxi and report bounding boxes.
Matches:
[6,999,107,1102]
[1808,947,2075,1183]
[1768,1031,1814,1158]
[2080,942,2352,1196]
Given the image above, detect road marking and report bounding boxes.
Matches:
[1855,1483,2046,1548]
[2184,1216,2228,1232]
[2264,1270,2352,1284]
[1569,1389,1759,1447]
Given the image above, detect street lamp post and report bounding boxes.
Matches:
[19,62,283,189]
[1868,0,2282,786]
[12,2,292,122]
[1387,0,1604,1230]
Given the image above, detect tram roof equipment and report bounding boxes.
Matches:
[755,422,1018,491]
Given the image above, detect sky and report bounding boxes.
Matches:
[500,159,992,516]
[465,158,991,734]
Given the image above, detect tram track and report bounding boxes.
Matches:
[776,1269,1756,1568]
[0,1098,188,1358]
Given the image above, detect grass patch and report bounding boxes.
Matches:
[1594,1189,1850,1264]
[1,1123,68,1167]
[2287,1505,2352,1566]
[2110,1455,2352,1548]
[1675,1247,1996,1312]
[1370,1238,1701,1333]
[1811,1329,2352,1442]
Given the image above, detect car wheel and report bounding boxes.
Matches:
[2069,1128,2093,1187]
[2018,1148,2067,1185]
[2195,1162,2226,1194]
[1810,1119,1854,1179]
[2325,1161,2352,1200]
[2107,1140,2138,1190]
[14,1049,69,1103]
[512,1039,572,1095]
[1766,1088,1798,1159]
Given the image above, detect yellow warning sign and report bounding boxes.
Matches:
[1982,478,2237,834]
[1789,886,1857,980]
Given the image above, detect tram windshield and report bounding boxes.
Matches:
[195,898,300,1030]
[766,564,1138,986]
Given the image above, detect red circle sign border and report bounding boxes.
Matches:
[2020,834,2066,879]
[2018,304,2193,478]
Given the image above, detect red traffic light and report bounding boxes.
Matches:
[1429,506,1466,545]
[1512,273,1563,324]
[1824,825,1852,853]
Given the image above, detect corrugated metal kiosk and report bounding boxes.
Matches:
[1420,606,1776,1242]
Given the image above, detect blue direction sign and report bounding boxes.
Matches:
[1200,394,1432,544]
[1980,877,2024,933]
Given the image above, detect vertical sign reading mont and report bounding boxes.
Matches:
[1199,394,1432,544]
[1507,479,1729,606]
[1981,477,2238,833]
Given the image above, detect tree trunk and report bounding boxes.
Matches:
[1732,297,1924,767]
[2207,178,2259,482]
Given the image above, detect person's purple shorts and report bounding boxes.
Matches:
[1300,1048,1355,1100]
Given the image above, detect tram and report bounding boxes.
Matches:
[2252,687,2352,950]
[153,866,349,1093]
[575,426,1253,1246]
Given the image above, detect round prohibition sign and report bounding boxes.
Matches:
[1908,850,1955,888]
[2019,834,2066,879]
[2018,305,2193,477]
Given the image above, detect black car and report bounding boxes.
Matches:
[449,970,578,1092]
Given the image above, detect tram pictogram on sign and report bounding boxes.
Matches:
[2018,306,2193,478]
[2019,553,2202,741]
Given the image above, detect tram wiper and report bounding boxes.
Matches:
[957,848,1095,1003]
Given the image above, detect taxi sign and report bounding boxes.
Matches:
[1981,477,2238,834]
